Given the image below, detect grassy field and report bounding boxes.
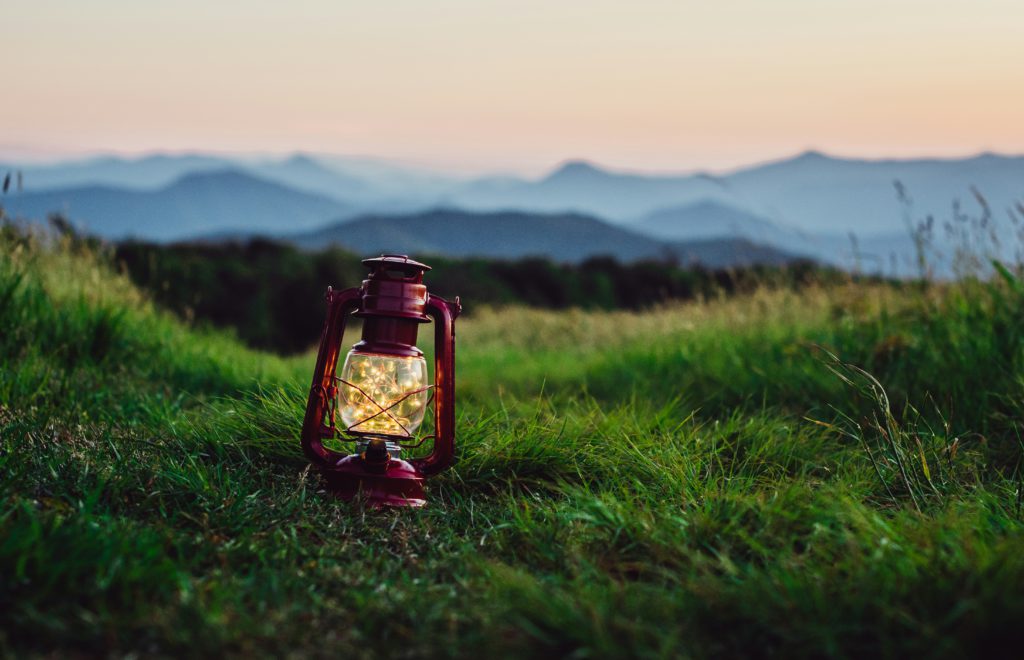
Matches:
[3,228,1024,657]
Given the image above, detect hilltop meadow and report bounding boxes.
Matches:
[2,224,1024,657]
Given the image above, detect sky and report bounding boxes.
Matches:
[3,0,1023,174]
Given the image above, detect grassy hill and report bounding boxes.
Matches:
[3,224,1024,656]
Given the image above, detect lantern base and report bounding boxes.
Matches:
[319,454,427,507]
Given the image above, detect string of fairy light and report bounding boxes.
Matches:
[337,353,431,437]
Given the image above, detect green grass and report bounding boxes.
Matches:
[3,227,1024,657]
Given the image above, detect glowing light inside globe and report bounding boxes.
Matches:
[338,351,429,437]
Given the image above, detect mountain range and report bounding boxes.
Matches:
[284,208,796,266]
[0,169,350,240]
[2,150,1022,272]
[448,152,1024,236]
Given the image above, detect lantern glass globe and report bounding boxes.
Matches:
[338,351,429,437]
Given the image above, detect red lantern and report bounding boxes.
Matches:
[301,255,460,507]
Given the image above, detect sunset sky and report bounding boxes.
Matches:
[4,0,1023,173]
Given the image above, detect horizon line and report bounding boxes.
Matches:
[1,145,1021,180]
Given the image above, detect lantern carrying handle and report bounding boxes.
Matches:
[412,293,461,477]
[301,285,363,467]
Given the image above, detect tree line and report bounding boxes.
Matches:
[108,238,857,354]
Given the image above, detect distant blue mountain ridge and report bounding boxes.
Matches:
[281,207,797,267]
[1,150,1022,273]
[0,168,350,241]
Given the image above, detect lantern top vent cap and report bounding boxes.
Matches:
[362,255,431,275]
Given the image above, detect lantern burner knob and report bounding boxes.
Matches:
[360,437,395,472]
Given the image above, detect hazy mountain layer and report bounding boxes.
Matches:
[1,154,235,191]
[0,169,351,241]
[637,200,797,243]
[284,208,797,266]
[449,152,1024,237]
[632,199,910,268]
[4,150,1022,274]
[9,150,1023,239]
[1,152,461,203]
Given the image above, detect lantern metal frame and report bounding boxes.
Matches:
[300,255,460,507]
